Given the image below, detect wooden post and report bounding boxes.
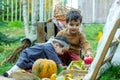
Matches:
[46,22,55,40]
[37,22,58,42]
[37,22,46,43]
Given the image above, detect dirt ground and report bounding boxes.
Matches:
[0,75,13,80]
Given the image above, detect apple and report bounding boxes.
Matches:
[84,56,94,64]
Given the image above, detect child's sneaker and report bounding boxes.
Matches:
[3,72,9,77]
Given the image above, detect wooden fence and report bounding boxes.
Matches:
[78,0,115,23]
[1,0,115,23]
[1,0,54,22]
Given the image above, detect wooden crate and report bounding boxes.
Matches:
[58,60,89,80]
[37,22,59,43]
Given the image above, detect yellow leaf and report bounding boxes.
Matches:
[96,31,103,41]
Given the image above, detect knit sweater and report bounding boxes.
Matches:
[56,29,92,55]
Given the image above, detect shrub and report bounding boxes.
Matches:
[8,21,24,28]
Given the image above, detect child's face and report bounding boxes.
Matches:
[54,43,69,55]
[66,20,81,34]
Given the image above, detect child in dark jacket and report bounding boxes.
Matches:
[3,36,70,77]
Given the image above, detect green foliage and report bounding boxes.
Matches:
[99,66,120,80]
[0,63,14,74]
[0,0,4,14]
[0,21,8,27]
[0,32,23,46]
[0,23,25,74]
[83,23,103,55]
[0,46,4,53]
[83,23,103,40]
[0,0,9,26]
[0,0,9,14]
[8,21,24,28]
[1,0,22,21]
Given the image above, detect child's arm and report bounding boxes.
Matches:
[80,34,94,58]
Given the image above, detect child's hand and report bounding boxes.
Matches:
[62,66,67,69]
[86,51,94,58]
[58,64,67,69]
[57,64,67,74]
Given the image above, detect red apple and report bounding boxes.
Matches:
[84,56,94,64]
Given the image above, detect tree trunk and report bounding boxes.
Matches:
[28,0,39,42]
[22,0,29,38]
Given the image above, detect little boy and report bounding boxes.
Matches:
[56,9,94,65]
[3,36,70,77]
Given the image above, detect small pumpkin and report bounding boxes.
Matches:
[32,59,57,78]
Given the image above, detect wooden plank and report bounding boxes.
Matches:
[103,41,119,65]
[103,40,120,65]
[90,18,120,80]
[110,40,119,47]
[37,22,46,43]
[46,22,55,40]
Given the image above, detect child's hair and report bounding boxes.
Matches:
[52,36,70,48]
[66,9,82,23]
[55,36,69,45]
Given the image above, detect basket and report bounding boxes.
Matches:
[54,5,69,21]
[58,60,90,80]
[54,5,81,21]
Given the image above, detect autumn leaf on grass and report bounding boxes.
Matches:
[96,31,103,41]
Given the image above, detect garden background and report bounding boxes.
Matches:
[0,0,120,80]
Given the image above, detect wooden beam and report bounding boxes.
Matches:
[46,22,55,40]
[37,22,46,43]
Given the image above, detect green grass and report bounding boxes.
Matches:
[0,23,120,79]
[99,66,120,80]
[0,21,25,74]
[83,23,103,55]
[0,63,14,74]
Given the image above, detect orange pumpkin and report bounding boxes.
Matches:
[32,59,57,78]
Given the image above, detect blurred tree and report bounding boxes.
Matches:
[0,0,4,15]
[22,0,29,37]
[22,0,39,42]
[0,0,10,14]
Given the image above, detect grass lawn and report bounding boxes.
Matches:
[0,23,25,74]
[0,22,120,79]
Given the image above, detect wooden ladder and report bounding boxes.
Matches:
[90,18,120,80]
